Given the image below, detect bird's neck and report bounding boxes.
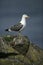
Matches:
[20,17,26,25]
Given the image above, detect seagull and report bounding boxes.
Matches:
[5,14,30,32]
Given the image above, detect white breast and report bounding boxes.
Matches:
[20,17,26,31]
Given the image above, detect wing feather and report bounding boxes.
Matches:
[10,23,23,31]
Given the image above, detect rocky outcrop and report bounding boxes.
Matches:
[0,35,43,65]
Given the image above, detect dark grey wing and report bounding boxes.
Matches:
[10,23,23,31]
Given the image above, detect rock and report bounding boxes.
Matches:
[12,36,30,55]
[0,35,43,65]
[0,36,19,54]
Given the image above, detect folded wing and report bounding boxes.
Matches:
[10,23,23,31]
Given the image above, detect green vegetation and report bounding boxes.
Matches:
[4,35,14,42]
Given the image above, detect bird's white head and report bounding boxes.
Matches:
[20,14,30,25]
[22,14,29,19]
